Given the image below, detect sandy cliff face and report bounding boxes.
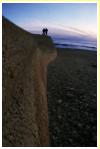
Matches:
[2,17,57,147]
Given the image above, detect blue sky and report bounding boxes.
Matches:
[2,3,97,37]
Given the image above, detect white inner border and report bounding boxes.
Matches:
[0,1,98,148]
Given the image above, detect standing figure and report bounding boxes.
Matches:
[42,28,45,35]
[45,28,48,35]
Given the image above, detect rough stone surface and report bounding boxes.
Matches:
[47,49,97,147]
[2,17,57,147]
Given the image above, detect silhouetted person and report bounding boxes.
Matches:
[42,28,45,35]
[45,28,48,35]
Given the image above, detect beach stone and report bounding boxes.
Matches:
[58,99,62,104]
[77,123,82,128]
[67,93,74,98]
[65,103,69,107]
[93,94,96,98]
[72,130,79,137]
[85,111,89,116]
[68,138,73,143]
[86,125,90,130]
[52,135,57,141]
[69,87,75,91]
[58,115,62,120]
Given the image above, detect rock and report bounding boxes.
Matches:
[58,99,62,104]
[77,123,82,128]
[65,103,69,107]
[67,93,74,98]
[58,115,62,120]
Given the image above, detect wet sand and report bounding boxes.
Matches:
[47,48,97,147]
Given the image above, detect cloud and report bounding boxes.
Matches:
[18,19,97,39]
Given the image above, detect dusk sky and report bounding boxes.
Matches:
[2,3,97,38]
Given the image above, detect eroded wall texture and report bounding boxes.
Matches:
[2,17,57,147]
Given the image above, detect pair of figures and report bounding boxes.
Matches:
[42,28,48,35]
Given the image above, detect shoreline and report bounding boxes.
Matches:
[56,47,97,53]
[54,44,97,52]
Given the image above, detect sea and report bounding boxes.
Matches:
[30,30,97,51]
[51,35,97,51]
